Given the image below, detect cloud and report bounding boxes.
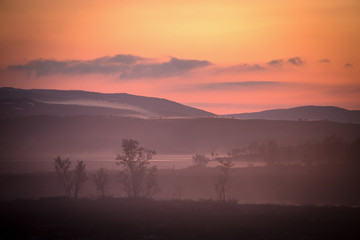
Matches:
[229,64,264,71]
[197,81,278,90]
[8,54,306,79]
[172,81,280,92]
[7,55,211,79]
[215,64,265,74]
[322,84,360,97]
[344,63,353,68]
[95,54,145,64]
[219,57,305,74]
[267,59,284,67]
[287,57,304,66]
[7,54,145,76]
[43,99,153,116]
[119,57,211,79]
[267,57,306,67]
[318,59,330,63]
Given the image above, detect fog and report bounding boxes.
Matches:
[43,99,154,117]
[1,113,359,240]
[1,118,359,206]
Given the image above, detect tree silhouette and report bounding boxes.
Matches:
[192,153,210,168]
[116,139,159,199]
[264,140,279,166]
[54,156,73,198]
[73,160,87,199]
[213,158,234,201]
[54,156,87,199]
[93,168,109,198]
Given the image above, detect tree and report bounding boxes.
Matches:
[213,158,234,201]
[54,156,73,198]
[142,166,161,199]
[54,156,87,199]
[210,151,218,160]
[192,153,210,168]
[116,139,159,199]
[73,160,87,199]
[93,168,109,198]
[264,140,279,166]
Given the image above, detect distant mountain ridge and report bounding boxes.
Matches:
[0,87,214,118]
[1,88,359,123]
[224,106,360,123]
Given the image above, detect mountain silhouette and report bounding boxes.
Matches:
[0,87,214,118]
[225,106,360,123]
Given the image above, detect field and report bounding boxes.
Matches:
[1,198,359,240]
[1,165,359,206]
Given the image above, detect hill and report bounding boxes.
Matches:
[0,87,214,118]
[1,116,359,159]
[225,106,360,123]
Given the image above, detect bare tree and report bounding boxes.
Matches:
[192,153,210,168]
[54,156,73,199]
[93,168,109,198]
[142,166,161,199]
[73,160,87,199]
[213,158,234,201]
[210,151,218,160]
[116,139,159,199]
[54,156,87,199]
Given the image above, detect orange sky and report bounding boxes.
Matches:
[0,0,359,114]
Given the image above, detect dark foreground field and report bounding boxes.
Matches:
[1,198,359,240]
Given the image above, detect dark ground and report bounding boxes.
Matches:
[1,198,359,240]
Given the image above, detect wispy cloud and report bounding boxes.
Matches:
[287,57,304,66]
[171,81,281,92]
[217,64,265,73]
[217,57,305,74]
[119,57,211,79]
[7,54,307,80]
[7,55,211,79]
[318,59,330,63]
[267,59,284,67]
[196,81,279,90]
[323,84,360,95]
[7,54,145,76]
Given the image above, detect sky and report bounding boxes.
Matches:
[0,0,359,114]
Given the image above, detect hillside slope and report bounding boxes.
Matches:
[225,106,360,123]
[0,87,214,118]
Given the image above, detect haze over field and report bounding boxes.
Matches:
[0,1,360,239]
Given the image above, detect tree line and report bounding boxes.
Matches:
[225,134,360,167]
[54,134,360,201]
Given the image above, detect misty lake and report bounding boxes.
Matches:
[0,155,266,173]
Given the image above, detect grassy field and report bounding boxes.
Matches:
[1,165,359,206]
[1,198,359,240]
